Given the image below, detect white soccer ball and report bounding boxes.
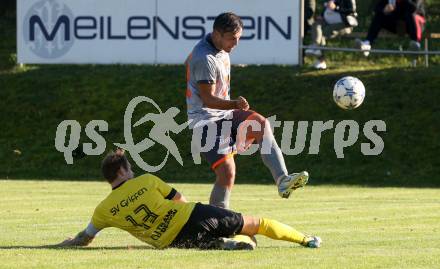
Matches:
[333,76,366,110]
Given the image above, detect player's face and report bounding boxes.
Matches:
[219,28,242,53]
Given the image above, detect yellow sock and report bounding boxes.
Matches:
[257,218,306,244]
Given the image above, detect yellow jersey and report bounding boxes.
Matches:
[90,174,196,249]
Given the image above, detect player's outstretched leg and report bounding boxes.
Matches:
[237,111,309,199]
[240,216,321,249]
[257,218,321,248]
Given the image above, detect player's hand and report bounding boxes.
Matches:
[236,96,249,111]
[383,4,395,14]
[54,237,74,247]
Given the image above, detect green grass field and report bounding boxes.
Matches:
[1,180,439,269]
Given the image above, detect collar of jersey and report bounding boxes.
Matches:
[112,180,128,190]
[206,33,220,53]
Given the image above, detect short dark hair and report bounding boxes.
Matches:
[213,12,243,34]
[101,149,129,183]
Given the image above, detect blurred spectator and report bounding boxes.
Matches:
[304,0,317,36]
[305,0,358,70]
[356,0,426,56]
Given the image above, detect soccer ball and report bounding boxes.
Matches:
[333,76,365,110]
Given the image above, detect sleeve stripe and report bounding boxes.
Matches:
[165,188,177,200]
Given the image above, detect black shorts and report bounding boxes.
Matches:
[169,203,244,249]
[198,109,257,170]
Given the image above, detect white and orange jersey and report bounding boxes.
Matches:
[185,34,232,129]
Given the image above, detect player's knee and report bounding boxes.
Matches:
[246,112,267,134]
[249,112,266,125]
[215,161,236,186]
[216,174,235,188]
[241,216,260,235]
[223,168,235,182]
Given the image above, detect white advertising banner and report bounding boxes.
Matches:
[17,0,301,64]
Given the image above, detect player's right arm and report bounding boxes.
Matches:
[148,174,189,203]
[192,55,249,111]
[199,82,249,110]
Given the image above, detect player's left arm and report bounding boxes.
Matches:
[55,230,95,247]
[55,222,102,247]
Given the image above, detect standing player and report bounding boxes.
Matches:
[185,12,309,209]
[55,150,321,250]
